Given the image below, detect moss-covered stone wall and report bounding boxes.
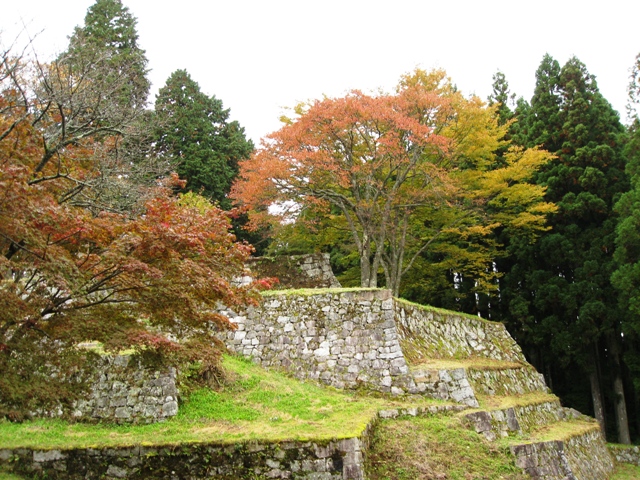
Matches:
[0,435,366,479]
[395,299,528,363]
[38,355,179,424]
[510,427,613,479]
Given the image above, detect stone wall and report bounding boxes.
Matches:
[243,253,341,289]
[463,399,566,441]
[395,299,528,363]
[43,355,179,424]
[222,288,542,404]
[510,427,613,479]
[221,288,545,403]
[0,433,367,480]
[77,355,178,424]
[221,289,417,395]
[466,365,548,397]
[609,443,640,466]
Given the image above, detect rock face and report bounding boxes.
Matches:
[0,436,367,480]
[73,355,179,424]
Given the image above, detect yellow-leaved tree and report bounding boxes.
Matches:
[232,69,556,296]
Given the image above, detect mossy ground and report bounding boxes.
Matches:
[0,354,445,451]
[365,414,528,480]
[611,462,640,479]
[0,354,637,479]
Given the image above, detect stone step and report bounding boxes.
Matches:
[409,358,549,407]
[461,392,570,441]
[506,420,614,479]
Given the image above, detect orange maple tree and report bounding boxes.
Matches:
[232,70,556,296]
[232,84,458,289]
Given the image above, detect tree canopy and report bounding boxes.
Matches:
[153,69,254,209]
[0,17,262,419]
[232,69,555,296]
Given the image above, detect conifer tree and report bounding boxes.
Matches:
[153,69,253,209]
[502,55,630,442]
[64,0,150,111]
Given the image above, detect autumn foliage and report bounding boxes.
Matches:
[232,69,556,295]
[0,50,260,419]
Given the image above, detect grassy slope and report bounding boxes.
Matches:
[0,354,638,479]
[0,355,445,451]
[366,415,528,480]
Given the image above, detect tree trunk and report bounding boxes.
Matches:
[589,348,607,440]
[359,240,378,288]
[609,335,631,444]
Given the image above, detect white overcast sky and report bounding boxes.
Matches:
[4,1,640,144]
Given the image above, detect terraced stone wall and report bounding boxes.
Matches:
[244,253,342,289]
[394,300,528,363]
[0,436,366,480]
[222,289,546,401]
[510,427,613,479]
[609,444,640,465]
[74,355,179,424]
[221,289,417,395]
[37,355,179,424]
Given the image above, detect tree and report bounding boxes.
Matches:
[64,0,150,112]
[501,55,630,442]
[611,52,640,438]
[232,69,554,296]
[153,69,253,209]
[0,43,262,420]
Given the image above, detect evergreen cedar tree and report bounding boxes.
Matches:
[153,69,254,210]
[0,2,264,420]
[64,0,150,112]
[490,55,632,443]
[231,69,555,297]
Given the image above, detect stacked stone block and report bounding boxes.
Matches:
[73,355,178,424]
[0,435,367,479]
[221,289,417,395]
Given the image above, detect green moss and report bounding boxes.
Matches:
[366,414,527,480]
[611,462,640,479]
[500,419,599,446]
[396,297,506,327]
[261,287,383,297]
[0,355,450,451]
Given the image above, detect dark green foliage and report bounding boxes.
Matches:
[64,0,150,111]
[612,121,640,402]
[488,71,515,127]
[153,69,253,209]
[494,55,631,441]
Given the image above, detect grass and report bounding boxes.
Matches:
[409,357,526,371]
[366,414,527,480]
[0,469,25,480]
[612,462,640,479]
[0,355,446,451]
[498,418,599,446]
[261,287,383,297]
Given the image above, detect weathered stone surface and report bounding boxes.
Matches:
[510,427,613,479]
[220,289,417,395]
[0,433,367,479]
[609,443,640,466]
[395,299,527,363]
[39,355,180,424]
